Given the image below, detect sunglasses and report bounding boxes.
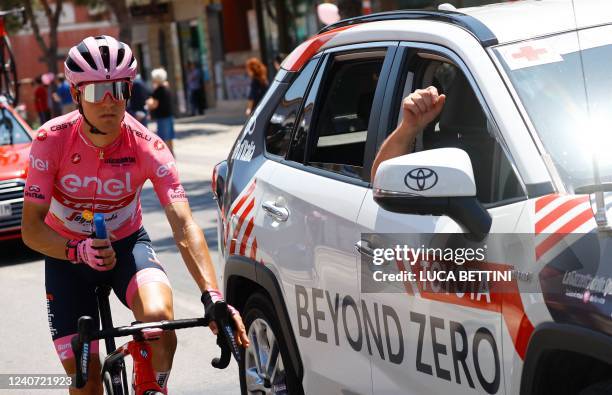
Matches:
[77,81,132,103]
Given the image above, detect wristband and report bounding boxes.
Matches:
[66,239,80,263]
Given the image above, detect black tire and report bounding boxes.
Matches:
[239,292,303,395]
[580,380,612,395]
[103,370,122,395]
[0,36,18,105]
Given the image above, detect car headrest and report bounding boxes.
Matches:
[438,72,487,136]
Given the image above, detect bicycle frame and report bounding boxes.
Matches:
[72,285,210,395]
[102,329,164,394]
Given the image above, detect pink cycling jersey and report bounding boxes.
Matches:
[25,110,187,241]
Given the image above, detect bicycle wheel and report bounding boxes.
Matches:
[0,36,18,105]
[102,362,129,395]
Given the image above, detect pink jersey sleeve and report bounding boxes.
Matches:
[146,138,187,207]
[24,129,58,204]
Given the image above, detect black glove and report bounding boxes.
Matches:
[201,289,241,368]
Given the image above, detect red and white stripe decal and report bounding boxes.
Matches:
[534,194,595,261]
[281,26,354,72]
[225,179,259,261]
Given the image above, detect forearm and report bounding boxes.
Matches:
[371,122,420,182]
[22,219,70,260]
[173,220,218,292]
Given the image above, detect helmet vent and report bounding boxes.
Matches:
[117,46,126,66]
[77,42,98,70]
[65,57,84,72]
[100,45,110,71]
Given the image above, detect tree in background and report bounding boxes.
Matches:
[2,0,64,74]
[76,0,132,44]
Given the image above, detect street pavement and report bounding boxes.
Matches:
[0,101,248,394]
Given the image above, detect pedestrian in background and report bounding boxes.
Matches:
[146,68,176,156]
[186,62,204,116]
[245,57,269,116]
[273,53,286,72]
[34,75,51,125]
[56,74,75,114]
[49,75,63,117]
[128,73,150,127]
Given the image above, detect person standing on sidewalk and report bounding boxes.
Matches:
[128,73,150,127]
[56,74,75,114]
[50,75,63,117]
[245,57,269,116]
[34,75,51,125]
[186,62,203,116]
[147,68,176,156]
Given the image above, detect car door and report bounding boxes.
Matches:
[254,42,398,395]
[357,43,530,395]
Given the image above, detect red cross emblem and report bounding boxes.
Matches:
[511,46,547,61]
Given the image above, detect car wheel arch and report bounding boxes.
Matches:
[224,255,304,382]
[520,322,612,395]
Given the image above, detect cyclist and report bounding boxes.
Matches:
[21,35,249,395]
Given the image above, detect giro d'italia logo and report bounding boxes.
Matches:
[404,167,438,191]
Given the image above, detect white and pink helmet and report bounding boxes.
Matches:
[64,35,137,86]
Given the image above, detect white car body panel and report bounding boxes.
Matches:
[256,160,372,394]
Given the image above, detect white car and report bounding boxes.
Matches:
[213,1,612,394]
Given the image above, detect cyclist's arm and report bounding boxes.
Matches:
[164,201,218,292]
[22,201,71,259]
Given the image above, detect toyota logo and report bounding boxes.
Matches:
[29,185,41,192]
[404,168,438,191]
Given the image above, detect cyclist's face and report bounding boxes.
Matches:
[73,86,126,133]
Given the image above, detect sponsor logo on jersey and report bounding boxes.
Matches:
[53,187,137,213]
[156,161,176,178]
[71,153,81,164]
[104,156,136,166]
[170,186,185,200]
[50,119,78,132]
[129,126,152,142]
[25,185,45,200]
[37,131,47,141]
[66,211,118,225]
[154,140,165,151]
[29,154,49,172]
[60,173,132,196]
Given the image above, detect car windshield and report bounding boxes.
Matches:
[0,108,31,146]
[494,25,612,193]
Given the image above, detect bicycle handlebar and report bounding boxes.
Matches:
[71,311,239,388]
[207,301,241,369]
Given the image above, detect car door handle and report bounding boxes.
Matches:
[262,201,289,222]
[354,240,375,258]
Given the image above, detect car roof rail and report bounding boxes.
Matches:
[318,10,498,47]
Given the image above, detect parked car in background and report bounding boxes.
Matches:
[0,96,33,240]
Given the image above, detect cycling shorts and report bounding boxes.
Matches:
[45,227,171,362]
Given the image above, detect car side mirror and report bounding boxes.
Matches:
[373,148,492,240]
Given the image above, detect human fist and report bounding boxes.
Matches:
[400,86,446,133]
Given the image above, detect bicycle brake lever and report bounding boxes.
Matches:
[210,302,241,369]
[72,316,95,388]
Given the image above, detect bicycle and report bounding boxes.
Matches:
[70,215,241,394]
[0,7,26,105]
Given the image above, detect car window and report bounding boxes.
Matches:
[397,60,524,204]
[305,51,386,180]
[265,59,318,157]
[0,110,31,146]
